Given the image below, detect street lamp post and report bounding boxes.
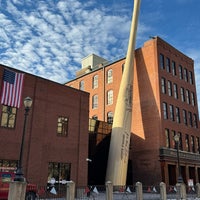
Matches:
[14,97,33,182]
[174,134,183,183]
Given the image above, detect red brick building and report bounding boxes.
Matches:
[66,37,200,186]
[0,64,89,187]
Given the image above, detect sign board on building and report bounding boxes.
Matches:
[188,179,194,187]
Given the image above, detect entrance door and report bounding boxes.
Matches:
[181,166,186,184]
[189,167,196,184]
[168,164,176,185]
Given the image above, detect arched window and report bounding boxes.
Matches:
[79,80,84,91]
[107,90,113,105]
[92,75,98,89]
[107,112,113,124]
[107,69,113,83]
[92,95,98,109]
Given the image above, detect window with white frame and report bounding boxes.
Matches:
[179,65,183,79]
[163,102,168,119]
[79,80,84,91]
[92,95,98,109]
[183,109,187,125]
[107,69,113,83]
[168,81,172,96]
[160,54,165,69]
[186,89,190,104]
[161,77,166,94]
[172,61,176,76]
[189,71,193,84]
[166,57,171,73]
[173,83,178,99]
[193,114,198,128]
[180,87,185,102]
[92,75,98,89]
[188,111,193,127]
[107,112,113,124]
[184,68,188,82]
[107,90,113,105]
[175,107,180,123]
[169,104,174,121]
[191,92,195,106]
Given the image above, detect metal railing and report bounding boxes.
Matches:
[35,182,200,200]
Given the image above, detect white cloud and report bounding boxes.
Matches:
[1,0,145,83]
[1,0,199,118]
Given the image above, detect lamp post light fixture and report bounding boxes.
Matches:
[174,134,183,183]
[14,97,33,182]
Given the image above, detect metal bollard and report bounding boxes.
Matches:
[136,182,143,200]
[66,181,75,200]
[106,181,113,200]
[160,182,167,200]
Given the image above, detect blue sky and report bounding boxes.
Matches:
[0,0,200,111]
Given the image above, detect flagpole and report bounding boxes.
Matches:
[106,0,141,185]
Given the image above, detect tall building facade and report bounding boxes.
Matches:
[66,37,200,186]
[0,64,89,187]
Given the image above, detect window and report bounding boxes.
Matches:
[191,92,195,106]
[107,69,113,83]
[166,57,171,72]
[191,136,195,153]
[188,111,193,127]
[165,129,170,148]
[168,81,172,96]
[183,109,187,125]
[1,105,17,128]
[107,90,113,105]
[0,159,17,171]
[160,54,165,69]
[107,112,113,124]
[178,132,183,150]
[163,102,168,119]
[185,134,190,152]
[92,75,98,89]
[180,87,185,102]
[171,130,176,149]
[79,80,84,91]
[193,114,198,128]
[179,65,183,79]
[175,107,180,123]
[186,89,190,104]
[189,71,193,84]
[184,68,188,82]
[169,105,174,121]
[92,95,98,109]
[172,61,176,76]
[173,83,178,99]
[57,116,68,136]
[161,78,166,94]
[196,137,200,153]
[48,162,71,183]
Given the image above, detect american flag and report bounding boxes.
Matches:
[1,69,24,108]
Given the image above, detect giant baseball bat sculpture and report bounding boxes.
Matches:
[106,0,141,185]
